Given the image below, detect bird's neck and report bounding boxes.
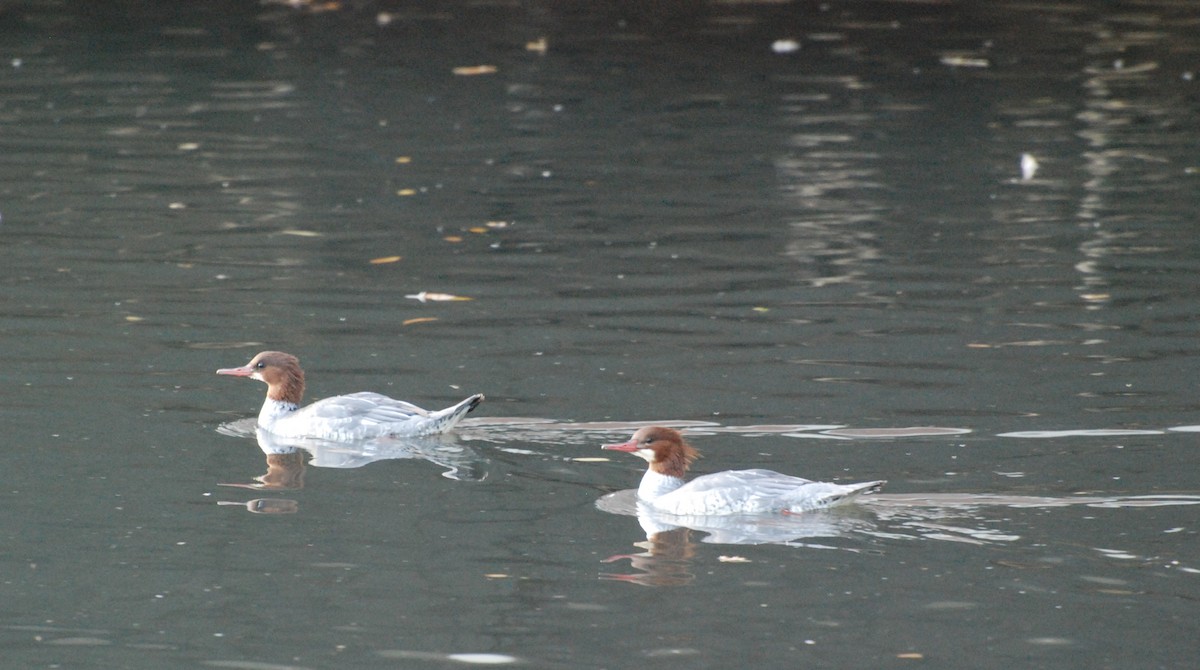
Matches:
[259,397,299,427]
[638,469,685,501]
[266,373,305,405]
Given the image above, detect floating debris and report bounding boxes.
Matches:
[453,65,497,76]
[1020,152,1039,181]
[940,55,989,68]
[265,0,342,12]
[402,317,439,326]
[368,256,402,265]
[378,650,518,665]
[771,39,801,54]
[405,292,472,303]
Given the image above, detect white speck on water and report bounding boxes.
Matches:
[772,39,801,54]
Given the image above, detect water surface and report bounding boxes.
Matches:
[2,0,1198,668]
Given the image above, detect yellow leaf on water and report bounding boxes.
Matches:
[405,292,473,303]
[396,188,417,196]
[453,65,497,76]
[395,156,412,164]
[402,317,439,326]
[940,55,989,68]
[468,227,488,234]
[526,37,548,54]
[443,235,463,243]
[124,315,144,322]
[369,256,402,265]
[897,653,925,659]
[279,229,323,237]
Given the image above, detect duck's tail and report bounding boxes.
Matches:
[785,479,887,513]
[421,393,484,434]
[826,480,886,507]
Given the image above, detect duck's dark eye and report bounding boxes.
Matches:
[255,361,266,369]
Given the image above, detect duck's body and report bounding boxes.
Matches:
[217,351,482,440]
[603,427,884,515]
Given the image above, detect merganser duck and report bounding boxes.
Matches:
[602,426,884,515]
[216,351,483,440]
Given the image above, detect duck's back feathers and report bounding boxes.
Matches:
[274,392,481,440]
[649,469,885,516]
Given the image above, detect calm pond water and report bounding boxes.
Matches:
[2,0,1198,668]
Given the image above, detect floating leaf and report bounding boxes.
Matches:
[1020,153,1039,181]
[485,220,510,229]
[279,229,322,237]
[468,227,488,234]
[525,37,548,54]
[396,188,417,196]
[395,156,412,164]
[402,317,439,326]
[897,653,924,659]
[369,255,403,265]
[940,55,989,68]
[405,292,472,303]
[124,315,144,322]
[718,555,751,563]
[771,39,800,54]
[443,235,463,243]
[452,65,497,76]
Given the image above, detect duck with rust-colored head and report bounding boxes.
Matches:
[603,426,884,515]
[217,351,482,441]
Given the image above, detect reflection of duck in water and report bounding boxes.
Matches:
[217,449,306,513]
[597,488,879,547]
[600,526,697,587]
[217,420,490,482]
[217,498,300,514]
[216,351,483,440]
[601,426,884,515]
[219,447,307,494]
